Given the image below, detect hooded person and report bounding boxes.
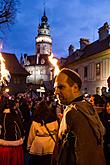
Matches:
[51,68,106,165]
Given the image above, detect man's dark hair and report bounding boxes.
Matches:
[60,68,82,89]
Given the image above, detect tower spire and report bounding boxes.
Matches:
[41,1,48,24]
[43,0,46,17]
[35,5,52,56]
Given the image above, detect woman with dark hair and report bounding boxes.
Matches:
[102,99,110,165]
[0,98,24,165]
[90,94,105,119]
[27,99,58,165]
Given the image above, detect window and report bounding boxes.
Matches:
[13,77,20,84]
[96,63,100,76]
[17,78,20,84]
[29,70,33,75]
[84,87,87,94]
[40,69,45,74]
[13,78,17,84]
[84,66,88,78]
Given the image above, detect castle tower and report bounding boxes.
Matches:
[35,9,52,64]
[23,9,53,88]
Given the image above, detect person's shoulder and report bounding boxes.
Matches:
[66,105,78,119]
[31,120,42,127]
[74,99,93,109]
[46,120,58,126]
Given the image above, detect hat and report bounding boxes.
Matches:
[60,68,82,89]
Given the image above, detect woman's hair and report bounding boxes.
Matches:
[103,99,110,118]
[92,94,105,107]
[33,99,56,124]
[105,98,110,108]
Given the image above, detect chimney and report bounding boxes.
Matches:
[68,44,75,56]
[80,38,90,49]
[24,53,27,58]
[98,22,109,41]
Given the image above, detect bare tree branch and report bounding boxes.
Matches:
[0,0,19,30]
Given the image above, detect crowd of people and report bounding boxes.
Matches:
[0,68,110,165]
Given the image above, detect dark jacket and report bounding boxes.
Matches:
[51,96,106,165]
[0,109,24,141]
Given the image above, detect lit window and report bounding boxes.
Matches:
[96,63,100,76]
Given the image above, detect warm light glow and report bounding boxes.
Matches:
[48,53,60,77]
[36,36,52,43]
[0,52,10,86]
[5,88,9,93]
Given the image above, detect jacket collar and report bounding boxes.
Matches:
[69,95,84,104]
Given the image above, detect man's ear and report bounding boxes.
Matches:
[72,83,79,93]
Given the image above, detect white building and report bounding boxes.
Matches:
[20,9,54,88]
[61,22,110,95]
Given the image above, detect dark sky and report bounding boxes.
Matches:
[1,0,110,60]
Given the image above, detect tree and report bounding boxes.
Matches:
[0,0,19,30]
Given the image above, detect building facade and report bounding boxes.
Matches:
[61,22,110,95]
[21,10,53,88]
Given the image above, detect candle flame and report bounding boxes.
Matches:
[0,52,10,86]
[48,53,60,77]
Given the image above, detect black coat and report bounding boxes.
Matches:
[0,110,24,140]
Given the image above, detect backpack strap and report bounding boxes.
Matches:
[43,120,56,142]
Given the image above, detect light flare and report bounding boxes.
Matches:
[0,52,10,86]
[48,53,60,77]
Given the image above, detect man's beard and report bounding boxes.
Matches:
[57,96,68,105]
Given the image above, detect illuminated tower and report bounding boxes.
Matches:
[36,9,52,64]
[23,9,53,87]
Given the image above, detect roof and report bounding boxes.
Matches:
[25,54,50,65]
[27,55,36,65]
[1,52,29,75]
[82,35,110,58]
[63,35,110,66]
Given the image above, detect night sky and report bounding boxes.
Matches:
[1,0,110,60]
